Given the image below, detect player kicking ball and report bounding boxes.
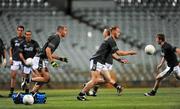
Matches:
[144,34,180,96]
[77,26,136,101]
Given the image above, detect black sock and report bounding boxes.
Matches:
[10,88,14,93]
[79,92,85,96]
[93,86,99,93]
[113,83,119,88]
[31,91,35,95]
[26,78,30,83]
[151,90,156,94]
[25,89,29,93]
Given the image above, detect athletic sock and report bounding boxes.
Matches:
[113,82,120,88]
[25,89,29,93]
[31,91,35,95]
[93,86,99,93]
[79,92,85,96]
[10,87,14,93]
[151,90,156,94]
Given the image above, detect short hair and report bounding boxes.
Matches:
[156,33,165,41]
[104,28,111,36]
[25,30,32,34]
[17,25,24,30]
[110,26,119,32]
[57,25,67,31]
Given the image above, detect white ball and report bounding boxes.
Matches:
[88,90,94,96]
[23,95,34,105]
[26,58,33,66]
[145,44,156,55]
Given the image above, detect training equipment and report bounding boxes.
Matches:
[144,45,156,55]
[12,92,47,104]
[23,95,34,105]
[26,58,33,66]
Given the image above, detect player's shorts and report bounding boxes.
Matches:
[157,65,180,79]
[90,59,105,72]
[32,56,48,70]
[10,60,22,71]
[23,66,32,74]
[104,63,113,71]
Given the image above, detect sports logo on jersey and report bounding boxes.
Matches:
[25,47,33,51]
[15,42,20,46]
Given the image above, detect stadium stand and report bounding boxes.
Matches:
[0,0,179,88]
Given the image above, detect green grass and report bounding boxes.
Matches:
[0,88,180,109]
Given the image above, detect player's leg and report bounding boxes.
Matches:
[84,74,104,97]
[77,60,105,100]
[90,85,99,96]
[31,82,44,94]
[101,70,123,95]
[21,66,31,93]
[144,66,173,96]
[173,65,180,80]
[88,63,114,96]
[77,70,103,100]
[31,57,50,83]
[9,61,20,97]
[31,69,50,82]
[31,68,50,93]
[86,76,104,96]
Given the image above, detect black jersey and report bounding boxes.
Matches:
[19,39,40,59]
[0,38,5,56]
[39,34,60,59]
[91,37,119,64]
[10,37,25,61]
[161,42,178,67]
[105,54,113,65]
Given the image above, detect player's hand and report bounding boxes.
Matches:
[51,61,59,68]
[3,58,6,66]
[120,58,129,64]
[9,57,13,65]
[129,50,136,55]
[58,57,68,63]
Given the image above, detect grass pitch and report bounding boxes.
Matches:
[0,88,180,109]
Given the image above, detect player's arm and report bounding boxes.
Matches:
[157,57,165,71]
[35,41,40,53]
[19,44,26,64]
[9,39,14,64]
[115,50,136,56]
[19,53,26,64]
[109,39,136,56]
[45,47,54,62]
[3,48,6,59]
[52,53,68,63]
[112,53,128,63]
[46,47,60,67]
[0,39,6,65]
[175,48,180,57]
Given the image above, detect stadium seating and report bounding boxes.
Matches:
[0,0,179,87]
